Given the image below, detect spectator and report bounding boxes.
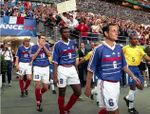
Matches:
[78,42,89,87]
[2,44,13,87]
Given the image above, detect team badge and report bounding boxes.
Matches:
[72,45,74,49]
[113,61,117,68]
[112,52,116,55]
[118,52,120,57]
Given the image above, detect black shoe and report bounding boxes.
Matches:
[37,103,43,112]
[52,90,57,94]
[8,83,12,87]
[96,101,99,106]
[64,110,70,114]
[90,94,94,100]
[124,97,129,107]
[48,85,50,89]
[128,108,139,114]
[20,92,25,97]
[25,90,28,95]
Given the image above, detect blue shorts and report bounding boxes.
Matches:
[128,66,144,86]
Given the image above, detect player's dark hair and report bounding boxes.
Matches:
[128,31,138,40]
[37,32,45,39]
[60,26,69,34]
[102,23,117,37]
[38,34,45,39]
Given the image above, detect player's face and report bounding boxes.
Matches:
[62,29,70,40]
[80,43,85,49]
[24,41,30,47]
[38,36,46,44]
[106,25,119,41]
[130,37,138,46]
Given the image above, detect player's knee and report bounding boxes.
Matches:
[136,84,144,90]
[107,109,119,114]
[35,82,41,88]
[74,89,82,97]
[74,88,81,97]
[27,77,32,81]
[50,79,54,84]
[130,85,136,90]
[107,106,118,113]
[59,88,66,96]
[20,76,24,80]
[44,87,49,91]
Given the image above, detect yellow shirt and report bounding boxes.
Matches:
[122,45,146,66]
[48,56,52,63]
[84,51,93,61]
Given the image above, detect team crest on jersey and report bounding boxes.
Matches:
[72,45,74,49]
[112,52,116,55]
[117,52,120,57]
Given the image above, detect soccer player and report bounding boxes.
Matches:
[31,34,51,112]
[15,38,32,97]
[53,26,81,114]
[84,23,141,114]
[123,31,150,114]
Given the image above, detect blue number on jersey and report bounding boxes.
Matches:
[108,99,114,106]
[35,75,40,79]
[60,78,63,84]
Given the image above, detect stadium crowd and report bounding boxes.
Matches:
[1,0,150,42]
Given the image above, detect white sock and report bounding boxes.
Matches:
[50,79,55,91]
[91,88,94,95]
[127,90,135,109]
[91,86,97,94]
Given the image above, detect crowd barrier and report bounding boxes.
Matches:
[36,21,129,46]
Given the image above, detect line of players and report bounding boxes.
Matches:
[15,25,150,114]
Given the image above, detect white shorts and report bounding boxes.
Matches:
[33,66,49,84]
[97,79,120,111]
[18,62,32,75]
[57,65,80,88]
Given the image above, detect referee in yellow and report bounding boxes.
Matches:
[123,31,150,114]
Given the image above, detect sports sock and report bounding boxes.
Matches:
[19,79,24,93]
[58,96,65,114]
[24,79,31,90]
[127,90,135,109]
[98,108,107,114]
[64,93,78,111]
[50,79,55,91]
[35,88,41,103]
